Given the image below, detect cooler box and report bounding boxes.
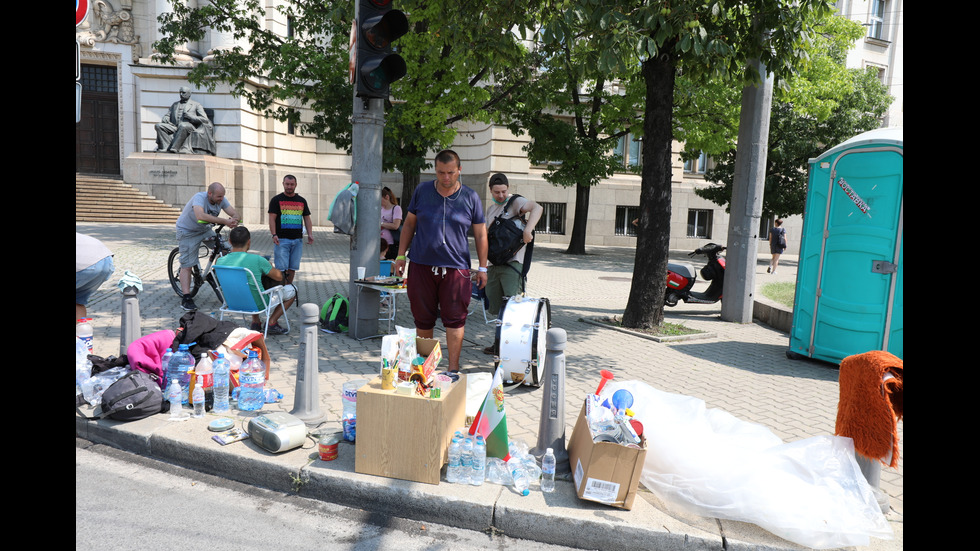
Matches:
[789,127,903,364]
[354,374,466,485]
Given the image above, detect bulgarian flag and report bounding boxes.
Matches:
[469,364,510,460]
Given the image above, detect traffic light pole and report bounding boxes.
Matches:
[348,0,408,340]
[348,96,384,340]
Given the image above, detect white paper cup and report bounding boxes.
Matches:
[357,266,366,279]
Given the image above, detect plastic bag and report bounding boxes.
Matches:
[79,365,130,405]
[76,337,93,395]
[604,381,892,549]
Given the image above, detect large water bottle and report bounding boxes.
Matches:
[461,437,474,484]
[167,344,195,404]
[541,448,556,493]
[168,380,187,420]
[238,350,265,412]
[447,437,461,483]
[507,456,530,496]
[211,354,231,413]
[471,435,486,486]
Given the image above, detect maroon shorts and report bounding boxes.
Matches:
[406,263,472,330]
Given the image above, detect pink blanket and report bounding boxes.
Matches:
[126,330,177,388]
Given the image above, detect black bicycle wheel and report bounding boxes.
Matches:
[168,245,209,298]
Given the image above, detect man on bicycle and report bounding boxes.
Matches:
[176,182,239,311]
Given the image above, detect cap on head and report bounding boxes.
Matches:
[489,173,509,188]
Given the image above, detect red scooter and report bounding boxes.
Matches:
[664,243,726,307]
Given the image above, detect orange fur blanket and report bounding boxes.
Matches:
[835,351,903,467]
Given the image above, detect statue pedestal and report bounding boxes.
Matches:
[122,152,267,225]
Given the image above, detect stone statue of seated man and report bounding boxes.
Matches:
[154,87,216,155]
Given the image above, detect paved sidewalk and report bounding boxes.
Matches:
[76,222,902,550]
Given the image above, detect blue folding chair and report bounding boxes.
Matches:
[213,265,291,338]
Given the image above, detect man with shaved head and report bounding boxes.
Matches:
[175,182,240,311]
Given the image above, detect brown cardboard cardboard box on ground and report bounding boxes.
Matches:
[354,373,465,485]
[567,399,647,510]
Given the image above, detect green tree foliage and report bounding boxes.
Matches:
[503,27,646,254]
[534,0,836,328]
[694,15,894,218]
[154,0,538,201]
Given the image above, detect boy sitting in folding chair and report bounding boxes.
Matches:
[215,226,296,335]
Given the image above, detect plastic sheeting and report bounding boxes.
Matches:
[602,381,892,549]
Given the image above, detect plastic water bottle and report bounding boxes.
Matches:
[168,380,187,420]
[447,437,461,483]
[238,350,265,412]
[541,448,556,493]
[167,344,195,404]
[160,348,173,382]
[461,437,474,483]
[191,378,205,418]
[211,354,231,413]
[508,456,530,496]
[471,435,486,486]
[76,318,94,354]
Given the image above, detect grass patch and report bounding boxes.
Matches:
[599,316,703,337]
[761,282,795,308]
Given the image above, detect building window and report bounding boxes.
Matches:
[615,206,639,236]
[613,134,642,169]
[81,65,117,93]
[535,202,566,235]
[683,151,708,175]
[868,0,886,40]
[687,209,713,239]
[760,215,775,240]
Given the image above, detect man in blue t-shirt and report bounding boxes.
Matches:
[393,149,488,372]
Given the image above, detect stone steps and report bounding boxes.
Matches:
[76,175,181,224]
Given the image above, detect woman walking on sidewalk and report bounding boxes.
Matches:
[767,219,787,275]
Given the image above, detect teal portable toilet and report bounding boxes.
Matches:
[788,127,903,364]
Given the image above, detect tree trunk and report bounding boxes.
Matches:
[622,52,676,329]
[565,182,591,255]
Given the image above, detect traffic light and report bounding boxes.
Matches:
[356,0,408,100]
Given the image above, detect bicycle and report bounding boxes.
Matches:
[167,224,229,304]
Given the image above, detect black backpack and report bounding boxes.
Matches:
[487,194,528,266]
[80,370,164,422]
[320,293,350,333]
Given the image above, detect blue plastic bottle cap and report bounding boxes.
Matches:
[208,418,235,432]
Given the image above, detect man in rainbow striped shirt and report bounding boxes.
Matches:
[268,174,314,287]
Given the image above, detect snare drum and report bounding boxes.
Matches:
[493,296,551,388]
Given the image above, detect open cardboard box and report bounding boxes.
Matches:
[413,337,442,381]
[567,398,648,510]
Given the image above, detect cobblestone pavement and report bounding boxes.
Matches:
[78,222,903,524]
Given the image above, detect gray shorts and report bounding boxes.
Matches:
[176,228,214,269]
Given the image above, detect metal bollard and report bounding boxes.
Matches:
[119,285,141,356]
[291,303,327,425]
[855,452,891,514]
[530,327,570,474]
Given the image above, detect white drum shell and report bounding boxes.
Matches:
[494,296,550,387]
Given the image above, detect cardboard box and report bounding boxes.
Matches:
[354,373,465,485]
[413,337,442,382]
[567,399,648,510]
